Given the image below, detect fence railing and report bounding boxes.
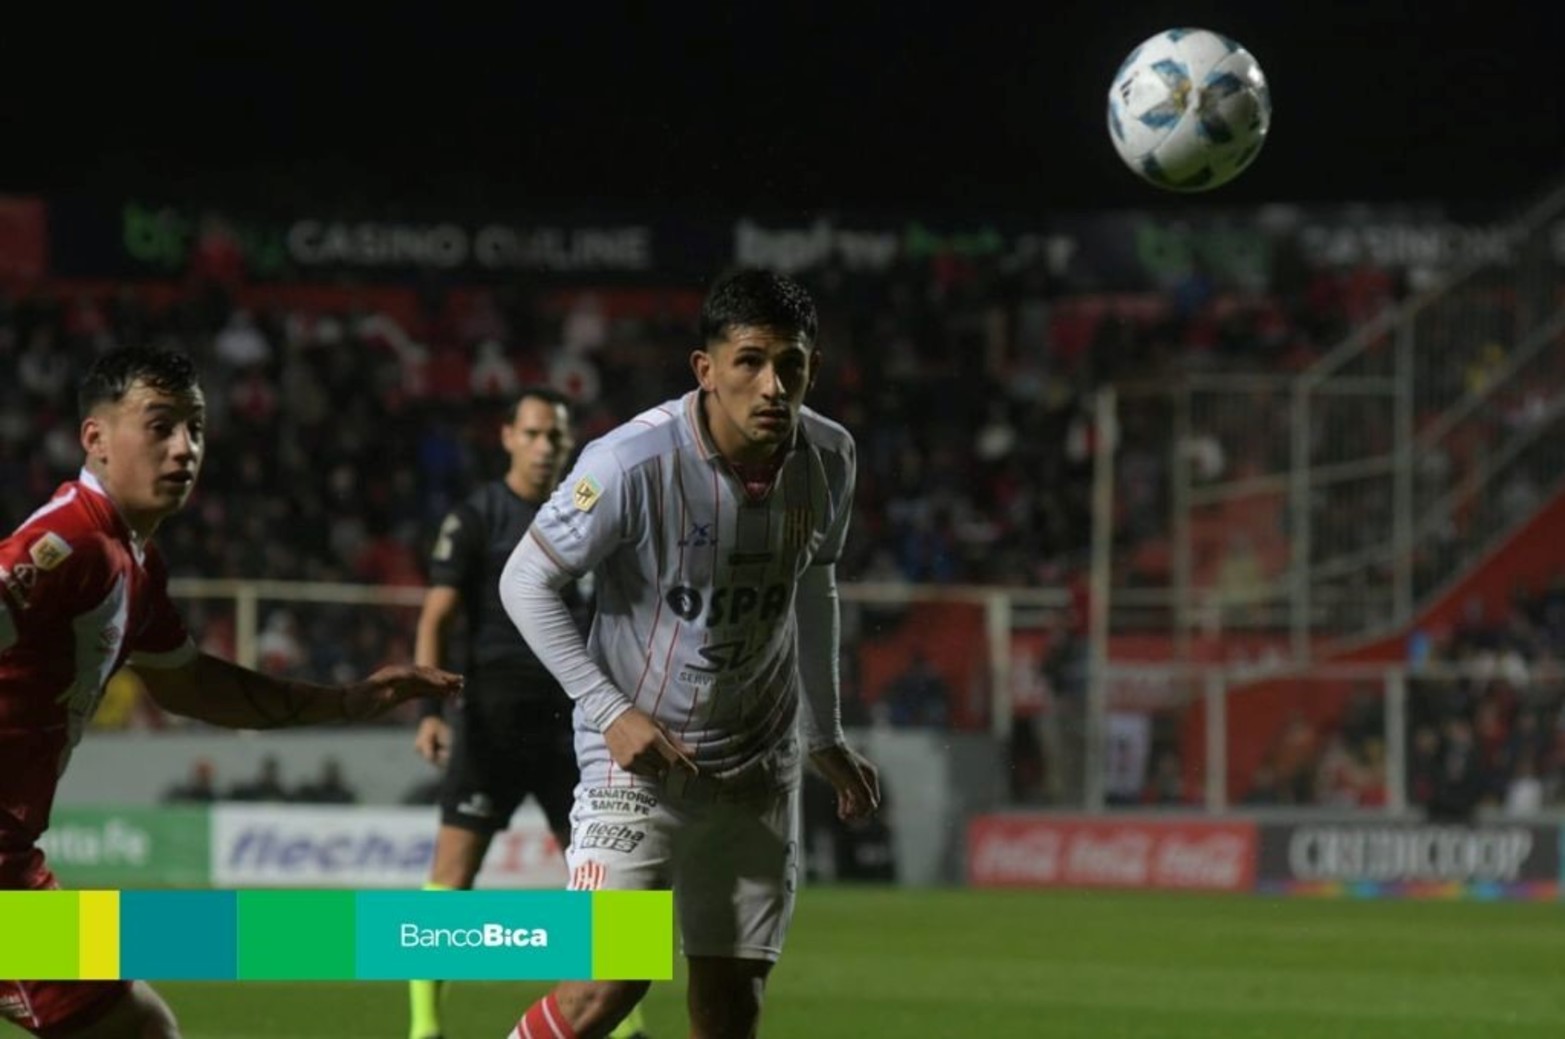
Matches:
[167,577,1073,744]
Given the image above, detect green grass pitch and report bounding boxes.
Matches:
[6,887,1561,1037]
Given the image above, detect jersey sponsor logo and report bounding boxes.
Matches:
[0,563,39,609]
[572,475,604,512]
[663,583,789,628]
[29,531,72,571]
[682,637,765,679]
[584,787,657,817]
[677,521,717,548]
[665,586,702,618]
[455,793,495,819]
[576,822,646,854]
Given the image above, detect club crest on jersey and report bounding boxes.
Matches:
[572,475,604,512]
[783,507,814,549]
[29,532,72,571]
[571,859,608,891]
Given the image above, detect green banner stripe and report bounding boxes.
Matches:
[592,890,674,980]
[0,891,79,979]
[237,890,357,979]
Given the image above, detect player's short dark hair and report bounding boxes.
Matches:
[700,268,818,346]
[508,385,571,424]
[78,347,201,417]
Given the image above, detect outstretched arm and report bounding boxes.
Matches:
[132,652,463,730]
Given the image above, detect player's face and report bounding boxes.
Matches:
[81,380,206,533]
[692,325,818,463]
[502,397,573,500]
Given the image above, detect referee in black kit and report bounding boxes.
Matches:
[406,385,652,1039]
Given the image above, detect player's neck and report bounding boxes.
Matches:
[113,501,163,543]
[87,464,163,541]
[720,443,780,467]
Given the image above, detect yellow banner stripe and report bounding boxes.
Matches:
[77,890,120,980]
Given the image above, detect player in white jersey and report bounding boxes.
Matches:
[498,269,878,1039]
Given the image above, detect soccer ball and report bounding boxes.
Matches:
[1107,28,1271,192]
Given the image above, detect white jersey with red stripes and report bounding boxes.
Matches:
[529,390,855,790]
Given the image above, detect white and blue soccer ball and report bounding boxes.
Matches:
[1107,28,1271,192]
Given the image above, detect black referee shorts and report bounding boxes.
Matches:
[438,662,577,842]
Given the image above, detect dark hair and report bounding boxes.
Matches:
[699,268,818,346]
[78,347,201,418]
[508,385,571,424]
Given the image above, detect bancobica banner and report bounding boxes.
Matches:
[1259,822,1560,885]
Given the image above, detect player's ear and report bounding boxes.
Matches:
[807,347,823,390]
[691,348,716,391]
[80,414,107,463]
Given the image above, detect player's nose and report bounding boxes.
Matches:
[760,363,787,399]
[170,426,200,460]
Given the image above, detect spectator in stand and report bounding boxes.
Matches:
[161,759,220,804]
[294,757,359,804]
[226,755,290,803]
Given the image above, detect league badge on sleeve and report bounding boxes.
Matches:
[29,532,72,571]
[572,475,604,512]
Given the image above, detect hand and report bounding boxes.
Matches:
[343,665,464,723]
[810,745,880,821]
[603,707,698,779]
[414,716,452,766]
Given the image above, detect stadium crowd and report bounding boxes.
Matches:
[4,228,1562,814]
[1240,576,1565,814]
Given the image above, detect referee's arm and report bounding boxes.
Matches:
[414,586,462,721]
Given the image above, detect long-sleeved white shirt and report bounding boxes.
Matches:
[499,391,854,788]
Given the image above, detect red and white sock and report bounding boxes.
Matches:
[507,993,576,1039]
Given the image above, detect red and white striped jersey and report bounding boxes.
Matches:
[0,470,195,851]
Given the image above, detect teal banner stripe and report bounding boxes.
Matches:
[355,890,591,980]
[120,891,236,980]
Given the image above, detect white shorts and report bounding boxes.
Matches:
[564,766,801,963]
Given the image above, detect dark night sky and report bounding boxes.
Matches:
[5,1,1563,216]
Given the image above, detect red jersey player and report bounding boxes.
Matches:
[0,347,463,1039]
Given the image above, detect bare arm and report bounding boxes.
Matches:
[411,586,461,762]
[414,586,461,669]
[132,652,462,729]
